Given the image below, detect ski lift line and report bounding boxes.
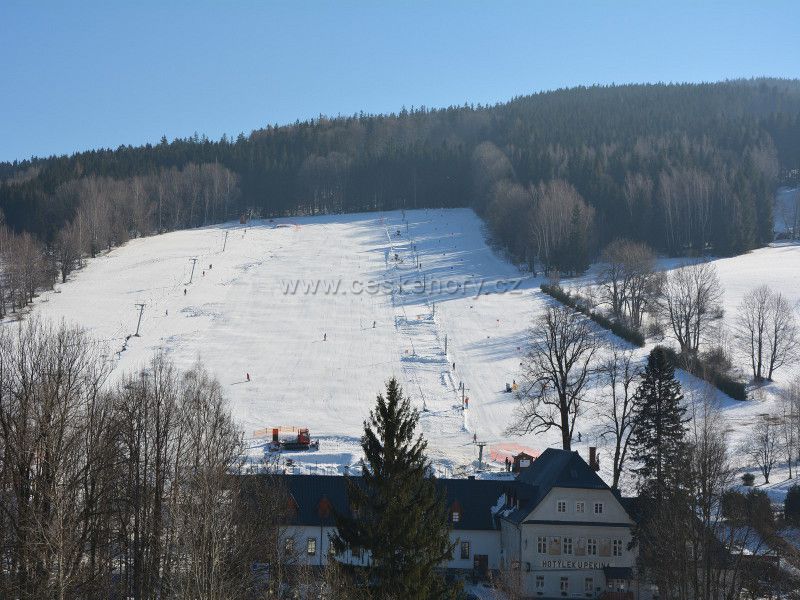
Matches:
[383,220,428,408]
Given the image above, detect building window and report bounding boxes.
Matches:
[536,575,545,590]
[460,541,470,559]
[563,536,573,555]
[537,536,547,553]
[576,501,585,513]
[585,577,594,596]
[452,511,460,523]
[613,539,623,557]
[560,576,569,596]
[307,538,317,555]
[557,500,567,513]
[587,538,597,555]
[284,537,294,555]
[594,502,604,514]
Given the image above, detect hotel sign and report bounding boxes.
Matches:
[540,559,612,570]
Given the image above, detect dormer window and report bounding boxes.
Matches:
[557,500,567,513]
[594,502,604,515]
[450,500,463,523]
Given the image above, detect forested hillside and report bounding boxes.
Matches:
[2,79,800,277]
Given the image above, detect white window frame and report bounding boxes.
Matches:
[452,511,460,523]
[587,538,597,555]
[560,576,569,595]
[563,536,573,555]
[576,500,585,513]
[537,536,547,553]
[536,575,545,590]
[585,577,594,596]
[557,499,568,513]
[460,540,470,560]
[306,537,316,555]
[594,502,604,514]
[613,538,623,557]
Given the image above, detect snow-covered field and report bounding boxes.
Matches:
[26,209,544,475]
[17,208,800,494]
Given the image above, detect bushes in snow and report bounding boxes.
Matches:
[540,283,646,347]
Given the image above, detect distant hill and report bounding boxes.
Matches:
[2,78,800,266]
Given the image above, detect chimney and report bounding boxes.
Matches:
[588,447,600,472]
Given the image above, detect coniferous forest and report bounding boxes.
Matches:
[2,79,800,284]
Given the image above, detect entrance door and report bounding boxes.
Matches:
[473,555,489,580]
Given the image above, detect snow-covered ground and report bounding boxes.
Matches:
[564,242,800,495]
[25,209,549,475]
[17,208,800,494]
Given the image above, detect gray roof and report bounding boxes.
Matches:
[497,448,611,525]
[245,473,514,531]
[241,449,619,531]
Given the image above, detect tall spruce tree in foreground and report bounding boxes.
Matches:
[628,348,690,597]
[629,347,688,497]
[334,378,455,600]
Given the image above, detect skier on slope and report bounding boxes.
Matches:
[246,373,250,382]
[323,333,327,341]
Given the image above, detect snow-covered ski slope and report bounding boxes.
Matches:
[31,209,543,474]
[24,208,800,489]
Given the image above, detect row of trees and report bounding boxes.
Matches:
[0,162,239,318]
[590,235,800,391]
[511,310,788,597]
[513,271,799,485]
[0,227,52,318]
[0,320,306,600]
[3,80,799,270]
[0,320,464,600]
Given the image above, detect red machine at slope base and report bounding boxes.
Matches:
[263,426,319,451]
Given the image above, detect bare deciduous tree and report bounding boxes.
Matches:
[735,285,799,381]
[598,345,640,489]
[529,180,594,274]
[0,321,304,600]
[508,305,598,450]
[660,261,723,354]
[597,238,658,327]
[740,414,780,484]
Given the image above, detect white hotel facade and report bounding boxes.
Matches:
[263,448,652,599]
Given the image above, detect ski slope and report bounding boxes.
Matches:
[22,208,800,490]
[29,209,547,475]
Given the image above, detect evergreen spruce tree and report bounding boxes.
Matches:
[334,378,456,600]
[566,204,590,275]
[629,347,688,497]
[785,484,800,525]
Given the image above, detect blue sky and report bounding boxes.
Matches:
[1,1,798,163]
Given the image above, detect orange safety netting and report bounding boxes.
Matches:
[488,443,540,464]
